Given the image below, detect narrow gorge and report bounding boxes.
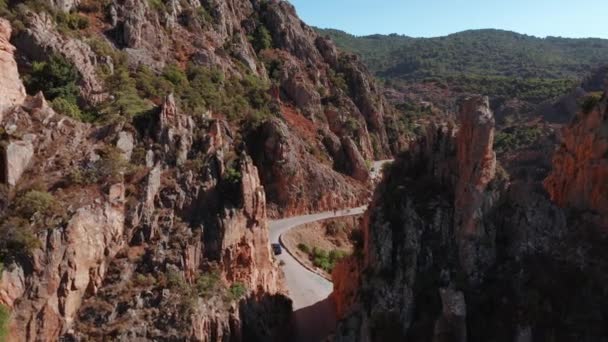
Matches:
[0,0,607,341]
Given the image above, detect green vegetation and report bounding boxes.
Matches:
[14,190,58,219]
[228,282,247,300]
[312,247,348,273]
[195,271,222,298]
[297,243,310,254]
[317,28,608,103]
[250,24,273,52]
[23,55,85,119]
[327,69,349,93]
[580,92,603,114]
[494,126,543,154]
[0,304,9,342]
[55,10,89,31]
[100,65,154,120]
[298,243,349,273]
[147,0,166,12]
[223,167,242,185]
[0,217,41,261]
[69,146,132,184]
[165,268,247,309]
[134,63,276,124]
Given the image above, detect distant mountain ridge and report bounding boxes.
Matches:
[316,28,608,106]
[315,28,608,81]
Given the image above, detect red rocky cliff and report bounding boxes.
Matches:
[544,91,608,227]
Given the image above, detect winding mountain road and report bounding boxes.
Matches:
[268,160,392,341]
[269,207,367,309]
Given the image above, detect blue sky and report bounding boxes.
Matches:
[289,0,608,39]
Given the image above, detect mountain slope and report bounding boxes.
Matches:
[0,0,409,340]
[316,28,608,102]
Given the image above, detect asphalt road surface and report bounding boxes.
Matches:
[269,207,366,341]
[268,159,392,341]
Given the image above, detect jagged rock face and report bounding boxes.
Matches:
[332,98,500,341]
[0,19,26,116]
[12,194,126,341]
[333,96,608,341]
[544,91,608,227]
[156,93,195,165]
[0,91,290,340]
[262,0,323,65]
[454,96,497,279]
[8,0,407,216]
[341,136,370,183]
[248,118,369,217]
[14,12,107,104]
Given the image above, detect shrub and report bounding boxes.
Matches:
[0,217,41,261]
[325,222,340,236]
[51,97,83,120]
[494,126,542,154]
[196,6,212,23]
[297,243,310,254]
[580,92,602,114]
[100,146,131,180]
[345,117,360,134]
[328,69,349,93]
[162,64,188,88]
[70,146,131,184]
[223,167,241,185]
[133,273,156,287]
[311,247,349,273]
[23,54,80,103]
[250,24,273,52]
[56,11,89,31]
[14,190,57,219]
[147,0,165,12]
[196,271,221,298]
[0,304,9,341]
[228,282,247,300]
[166,270,187,291]
[101,66,153,119]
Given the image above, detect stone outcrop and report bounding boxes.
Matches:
[332,94,608,341]
[2,140,34,187]
[14,12,107,103]
[0,89,290,342]
[156,93,195,165]
[0,19,26,116]
[544,90,608,227]
[49,0,80,12]
[341,136,370,183]
[9,0,407,217]
[116,131,135,160]
[9,194,126,341]
[331,97,499,341]
[453,96,497,279]
[248,118,369,217]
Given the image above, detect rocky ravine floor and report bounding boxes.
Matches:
[268,160,392,341]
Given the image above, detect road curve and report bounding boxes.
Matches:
[268,159,392,341]
[269,207,366,342]
[269,206,367,310]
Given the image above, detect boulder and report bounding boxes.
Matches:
[116,131,135,160]
[2,140,34,187]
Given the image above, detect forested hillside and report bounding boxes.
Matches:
[316,28,608,102]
